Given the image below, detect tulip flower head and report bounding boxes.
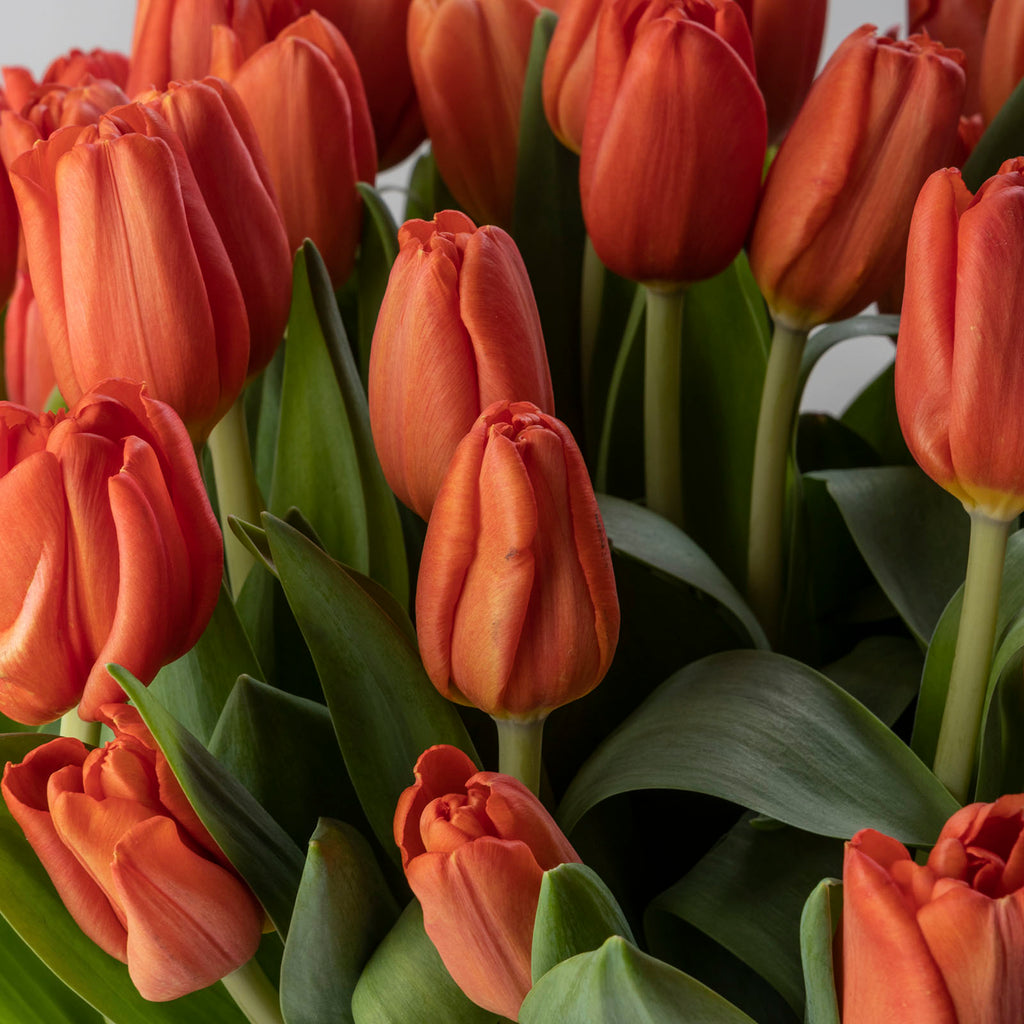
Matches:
[542,0,602,154]
[842,794,1024,1023]
[979,0,1024,124]
[0,380,223,725]
[394,744,581,1020]
[2,704,264,1001]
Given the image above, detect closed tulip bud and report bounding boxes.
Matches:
[842,794,1024,1023]
[408,0,543,226]
[369,211,554,521]
[748,26,966,332]
[2,703,264,1001]
[542,0,601,154]
[0,379,223,725]
[895,162,1024,522]
[416,400,619,719]
[394,745,581,1020]
[580,0,766,286]
[3,271,55,412]
[979,0,1024,124]
[229,12,377,284]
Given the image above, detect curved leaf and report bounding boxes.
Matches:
[798,315,899,396]
[800,879,842,1024]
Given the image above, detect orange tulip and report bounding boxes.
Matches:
[580,0,765,286]
[979,0,1024,124]
[407,0,543,226]
[0,379,222,725]
[368,210,554,521]
[895,162,1024,522]
[228,12,377,284]
[748,26,966,332]
[0,140,16,306]
[2,703,264,1001]
[542,0,601,154]
[416,400,619,719]
[842,794,1024,1023]
[3,271,56,412]
[394,744,581,1020]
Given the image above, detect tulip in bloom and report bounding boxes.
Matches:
[0,379,223,725]
[394,744,581,1019]
[2,703,264,1001]
[542,0,601,154]
[369,211,554,521]
[580,0,766,285]
[748,26,966,332]
[895,161,1024,522]
[3,272,56,412]
[416,401,619,719]
[842,794,1024,1023]
[979,0,1024,124]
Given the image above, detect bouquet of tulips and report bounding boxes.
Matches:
[1,0,1024,1021]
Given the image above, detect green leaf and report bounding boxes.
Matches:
[800,879,842,1024]
[0,733,247,1024]
[841,363,912,467]
[351,901,505,1024]
[598,494,768,649]
[280,819,400,1024]
[531,863,635,984]
[812,466,969,645]
[821,636,922,728]
[264,513,476,856]
[354,182,400,383]
[797,315,899,396]
[110,667,305,939]
[557,650,958,846]
[977,646,1024,800]
[521,936,756,1024]
[963,75,1024,190]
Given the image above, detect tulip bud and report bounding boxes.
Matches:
[542,0,601,154]
[369,211,555,521]
[3,271,55,412]
[416,400,619,719]
[2,704,264,1001]
[895,162,1024,522]
[394,744,581,1020]
[580,0,766,286]
[748,26,966,332]
[407,0,543,226]
[0,379,223,725]
[979,0,1024,124]
[842,794,1024,1023]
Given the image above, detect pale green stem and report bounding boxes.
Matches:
[207,398,264,598]
[221,958,284,1024]
[580,235,605,419]
[932,511,1011,804]
[494,717,546,796]
[745,322,809,646]
[643,285,687,527]
[59,710,101,746]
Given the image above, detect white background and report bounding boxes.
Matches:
[2,0,910,413]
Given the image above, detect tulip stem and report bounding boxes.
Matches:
[495,716,545,796]
[745,321,809,646]
[207,397,264,598]
[931,510,1011,803]
[643,284,687,527]
[59,710,101,747]
[580,235,605,419]
[221,958,284,1024]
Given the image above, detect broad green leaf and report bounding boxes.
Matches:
[0,734,247,1024]
[797,316,899,396]
[111,667,305,939]
[251,347,285,499]
[821,636,922,729]
[800,879,842,1024]
[977,647,1024,800]
[264,513,476,856]
[521,936,756,1024]
[963,75,1024,190]
[812,466,969,645]
[280,819,400,1024]
[841,363,911,467]
[351,901,505,1024]
[354,182,400,383]
[531,863,635,984]
[558,650,958,846]
[599,494,768,649]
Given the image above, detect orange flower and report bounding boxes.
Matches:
[895,161,1024,522]
[416,401,619,719]
[368,211,554,521]
[979,0,1024,124]
[2,704,264,1001]
[2,271,55,412]
[0,380,222,725]
[580,0,765,286]
[842,795,1024,1023]
[394,745,581,1020]
[748,26,966,331]
[542,0,601,154]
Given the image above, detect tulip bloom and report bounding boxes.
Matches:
[895,162,1024,521]
[979,0,1024,124]
[542,0,601,154]
[748,26,966,332]
[842,794,1024,1023]
[2,704,264,1001]
[0,379,222,725]
[394,745,581,1020]
[3,272,55,412]
[416,401,619,719]
[369,211,554,521]
[580,0,766,285]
